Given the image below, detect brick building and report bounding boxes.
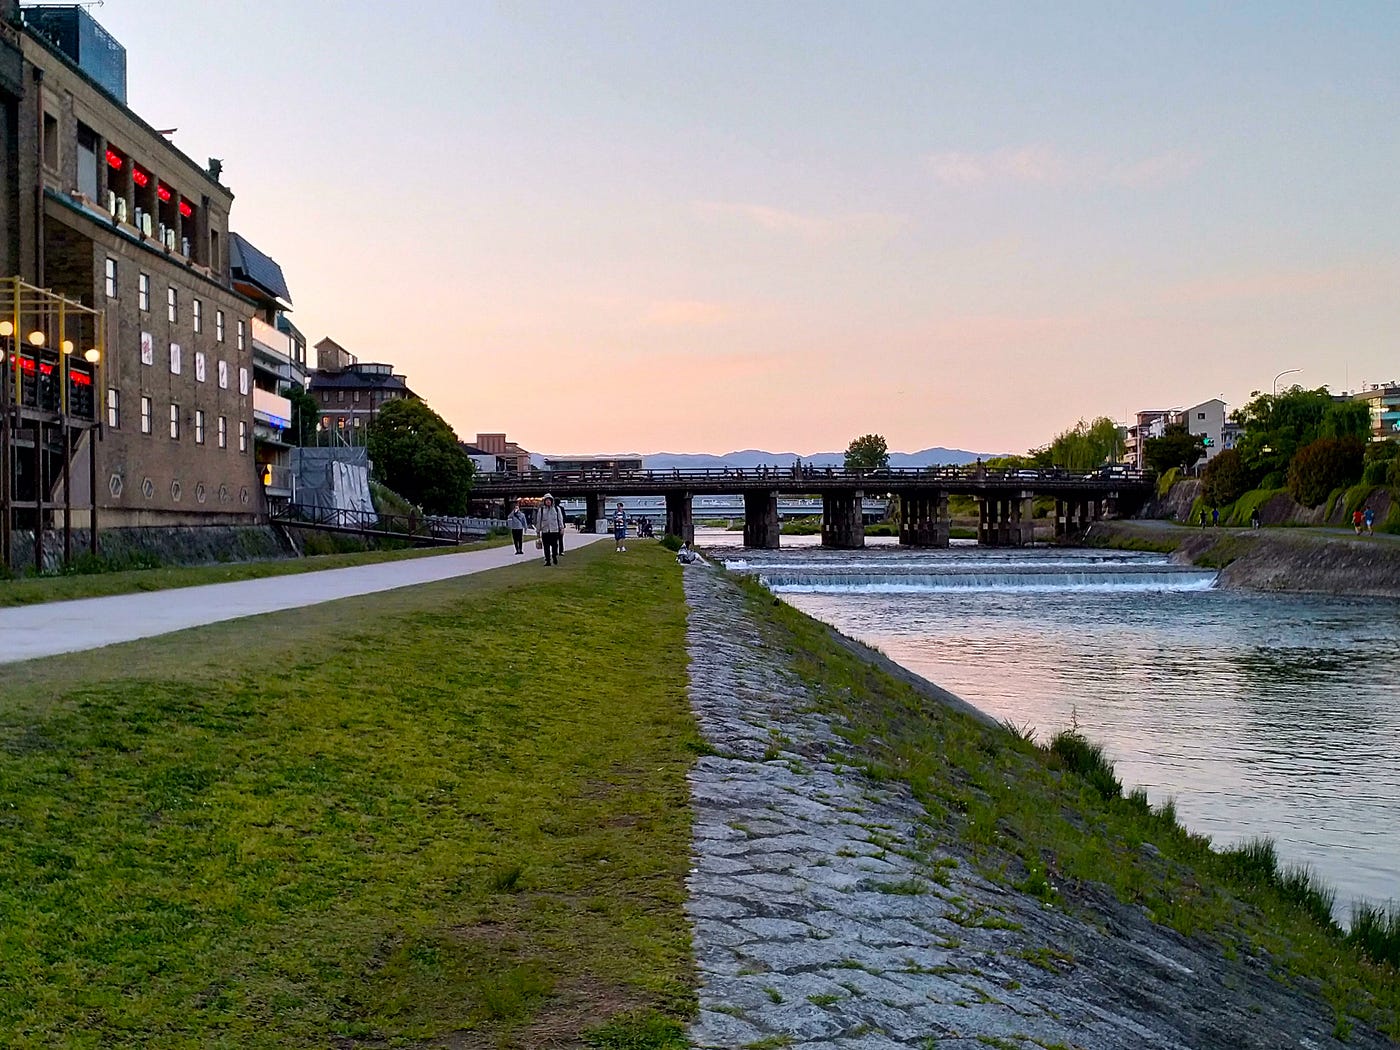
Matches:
[308,339,416,438]
[1,3,261,529]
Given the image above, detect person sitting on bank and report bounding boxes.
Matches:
[676,543,701,565]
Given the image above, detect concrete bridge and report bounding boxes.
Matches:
[470,466,1153,548]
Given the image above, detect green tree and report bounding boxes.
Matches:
[1143,423,1206,473]
[1045,417,1123,470]
[1232,387,1363,483]
[1200,448,1249,507]
[366,398,475,515]
[844,434,890,471]
[285,384,320,447]
[1287,437,1364,507]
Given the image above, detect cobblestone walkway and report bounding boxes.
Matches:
[680,567,1378,1050]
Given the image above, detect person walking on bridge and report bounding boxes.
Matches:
[536,493,565,566]
[506,503,528,555]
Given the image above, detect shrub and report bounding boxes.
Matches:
[659,534,683,552]
[1200,449,1250,507]
[1363,461,1390,485]
[1347,901,1400,969]
[1048,730,1121,801]
[1287,437,1364,507]
[1390,458,1400,489]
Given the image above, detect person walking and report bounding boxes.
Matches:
[1364,506,1376,536]
[613,501,628,552]
[1353,508,1365,535]
[506,503,527,555]
[536,493,565,566]
[1250,508,1261,530]
[1211,507,1219,528]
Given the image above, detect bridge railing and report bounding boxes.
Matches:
[470,465,1152,486]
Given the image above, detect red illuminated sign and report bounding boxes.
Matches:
[69,371,92,387]
[133,168,149,188]
[179,200,193,219]
[105,149,123,170]
[157,184,172,203]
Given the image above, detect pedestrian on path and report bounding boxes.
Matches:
[506,503,527,555]
[1211,507,1219,528]
[614,501,628,552]
[1250,508,1262,529]
[536,493,565,566]
[1364,506,1376,536]
[1353,508,1365,535]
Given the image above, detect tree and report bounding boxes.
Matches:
[1045,417,1123,470]
[285,384,320,447]
[1200,448,1249,507]
[1232,387,1362,484]
[366,398,475,515]
[844,434,889,471]
[1287,437,1364,507]
[1143,423,1205,473]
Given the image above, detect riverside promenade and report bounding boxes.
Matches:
[0,536,605,664]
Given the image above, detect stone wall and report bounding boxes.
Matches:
[8,523,292,574]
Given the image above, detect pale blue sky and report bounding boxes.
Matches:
[91,1,1400,453]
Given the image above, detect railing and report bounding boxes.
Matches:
[272,503,498,544]
[472,465,1153,487]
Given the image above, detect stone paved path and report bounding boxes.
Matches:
[680,566,1387,1050]
[0,535,605,665]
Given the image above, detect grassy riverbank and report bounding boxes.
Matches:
[0,542,695,1048]
[0,537,509,609]
[741,574,1400,1040]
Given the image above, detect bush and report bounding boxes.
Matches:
[1390,458,1400,489]
[1287,437,1364,507]
[659,534,683,552]
[1201,449,1250,507]
[1363,461,1390,485]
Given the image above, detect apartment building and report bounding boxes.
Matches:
[1354,384,1400,442]
[2,4,260,527]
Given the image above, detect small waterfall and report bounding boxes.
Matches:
[757,564,1218,594]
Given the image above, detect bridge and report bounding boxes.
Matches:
[471,466,1153,548]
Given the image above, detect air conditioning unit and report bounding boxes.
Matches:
[140,213,153,237]
[115,197,129,224]
[106,190,117,215]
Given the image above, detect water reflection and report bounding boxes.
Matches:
[721,544,1400,914]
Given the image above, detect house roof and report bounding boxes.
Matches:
[229,232,292,307]
[308,368,415,396]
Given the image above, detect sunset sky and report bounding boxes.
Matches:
[95,1,1400,456]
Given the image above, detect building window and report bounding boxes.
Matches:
[239,367,249,395]
[138,273,150,312]
[353,389,360,403]
[237,320,245,351]
[170,404,180,439]
[218,415,227,448]
[76,124,100,200]
[1197,412,1205,420]
[193,299,202,334]
[216,309,224,342]
[106,388,120,429]
[140,396,152,434]
[167,286,178,323]
[195,410,205,445]
[194,352,206,383]
[104,257,117,299]
[336,389,344,403]
[218,360,228,389]
[353,416,361,428]
[169,343,182,375]
[42,112,58,170]
[238,420,247,453]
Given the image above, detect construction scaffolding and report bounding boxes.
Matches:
[0,277,106,573]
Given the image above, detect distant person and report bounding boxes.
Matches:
[1211,507,1219,528]
[506,503,527,555]
[1353,508,1365,535]
[1200,509,1208,529]
[676,542,701,564]
[1364,506,1376,536]
[613,501,628,552]
[1250,508,1262,530]
[536,493,565,566]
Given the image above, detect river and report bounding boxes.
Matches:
[697,528,1400,916]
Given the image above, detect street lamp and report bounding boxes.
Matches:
[1273,368,1301,395]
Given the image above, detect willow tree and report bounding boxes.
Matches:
[1045,417,1123,470]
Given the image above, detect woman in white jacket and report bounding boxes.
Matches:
[535,494,566,566]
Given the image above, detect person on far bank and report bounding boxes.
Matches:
[505,503,528,555]
[1199,509,1207,529]
[1250,508,1262,530]
[1211,507,1219,528]
[1353,508,1365,535]
[1364,506,1376,536]
[614,501,628,552]
[536,493,565,566]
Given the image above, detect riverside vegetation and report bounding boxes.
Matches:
[0,542,695,1048]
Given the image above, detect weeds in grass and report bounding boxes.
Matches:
[1048,729,1121,801]
[1348,901,1400,969]
[584,1009,689,1049]
[490,862,525,892]
[475,963,553,1021]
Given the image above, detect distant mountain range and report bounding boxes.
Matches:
[531,447,994,470]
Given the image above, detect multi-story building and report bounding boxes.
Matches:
[1180,398,1228,463]
[308,341,415,438]
[230,232,303,507]
[478,433,532,473]
[1123,410,1168,469]
[1,3,260,529]
[1354,384,1400,442]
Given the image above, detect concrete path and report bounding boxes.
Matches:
[0,534,605,665]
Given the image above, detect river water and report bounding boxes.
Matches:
[698,528,1400,916]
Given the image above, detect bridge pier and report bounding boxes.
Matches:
[898,490,949,548]
[743,491,781,548]
[665,491,694,544]
[978,494,1034,547]
[1055,497,1101,538]
[822,491,864,548]
[585,494,605,533]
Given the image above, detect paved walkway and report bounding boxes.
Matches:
[0,535,605,665]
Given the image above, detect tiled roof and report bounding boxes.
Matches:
[309,369,415,395]
[229,232,292,305]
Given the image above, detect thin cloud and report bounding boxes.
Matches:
[695,201,904,244]
[927,146,1201,189]
[643,299,733,327]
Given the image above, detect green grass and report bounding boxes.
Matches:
[0,541,695,1047]
[780,516,823,536]
[0,537,505,609]
[731,572,1400,1038]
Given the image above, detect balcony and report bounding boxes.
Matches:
[253,386,292,430]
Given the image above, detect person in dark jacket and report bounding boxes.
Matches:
[535,494,565,566]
